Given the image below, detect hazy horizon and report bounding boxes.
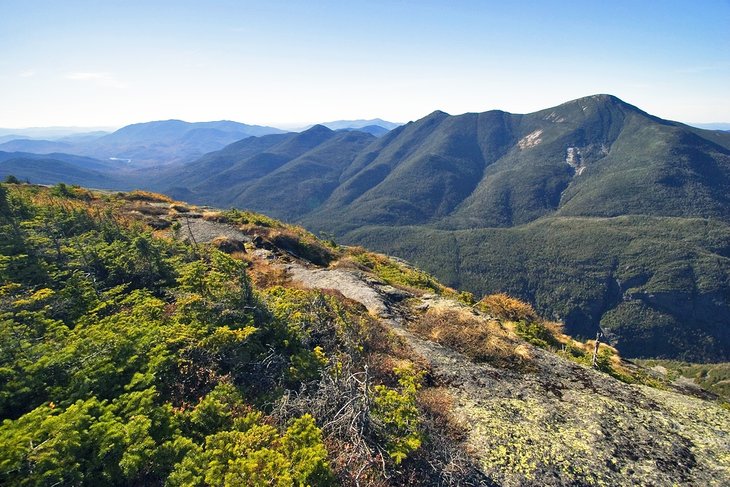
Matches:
[1,103,730,135]
[2,1,728,128]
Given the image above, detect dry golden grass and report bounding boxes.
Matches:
[513,343,533,361]
[238,254,290,289]
[542,320,565,337]
[418,387,467,441]
[201,211,227,222]
[122,190,173,202]
[410,309,527,368]
[330,255,373,272]
[364,318,428,383]
[476,293,538,322]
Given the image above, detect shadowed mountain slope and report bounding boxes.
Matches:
[160,126,376,219]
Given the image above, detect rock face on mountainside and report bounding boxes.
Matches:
[154,95,730,362]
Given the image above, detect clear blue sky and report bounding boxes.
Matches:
[1,0,728,128]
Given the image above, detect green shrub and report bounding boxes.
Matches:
[371,366,424,464]
[513,319,561,349]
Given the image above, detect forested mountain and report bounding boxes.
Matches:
[156,95,730,361]
[301,95,730,230]
[162,126,377,219]
[1,182,728,486]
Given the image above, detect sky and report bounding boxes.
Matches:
[1,0,729,129]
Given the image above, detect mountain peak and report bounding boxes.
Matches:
[271,123,336,154]
[427,109,450,117]
[589,93,622,103]
[303,124,334,134]
[531,94,650,126]
[318,119,401,131]
[562,93,642,113]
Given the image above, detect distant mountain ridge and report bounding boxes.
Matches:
[335,125,391,137]
[0,119,287,168]
[0,126,114,140]
[159,124,377,218]
[298,118,401,132]
[691,122,730,131]
[0,151,127,188]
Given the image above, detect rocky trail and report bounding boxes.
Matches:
[283,259,730,486]
[181,214,730,486]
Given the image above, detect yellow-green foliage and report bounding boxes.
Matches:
[262,286,363,382]
[454,290,476,305]
[288,346,329,383]
[513,319,562,349]
[263,286,345,343]
[348,247,443,293]
[0,185,338,486]
[215,208,283,228]
[371,366,424,464]
[171,385,333,485]
[170,408,333,486]
[174,249,254,329]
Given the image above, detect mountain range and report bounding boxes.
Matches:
[1,94,728,361]
[151,95,730,361]
[0,118,401,171]
[301,118,402,131]
[0,120,286,168]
